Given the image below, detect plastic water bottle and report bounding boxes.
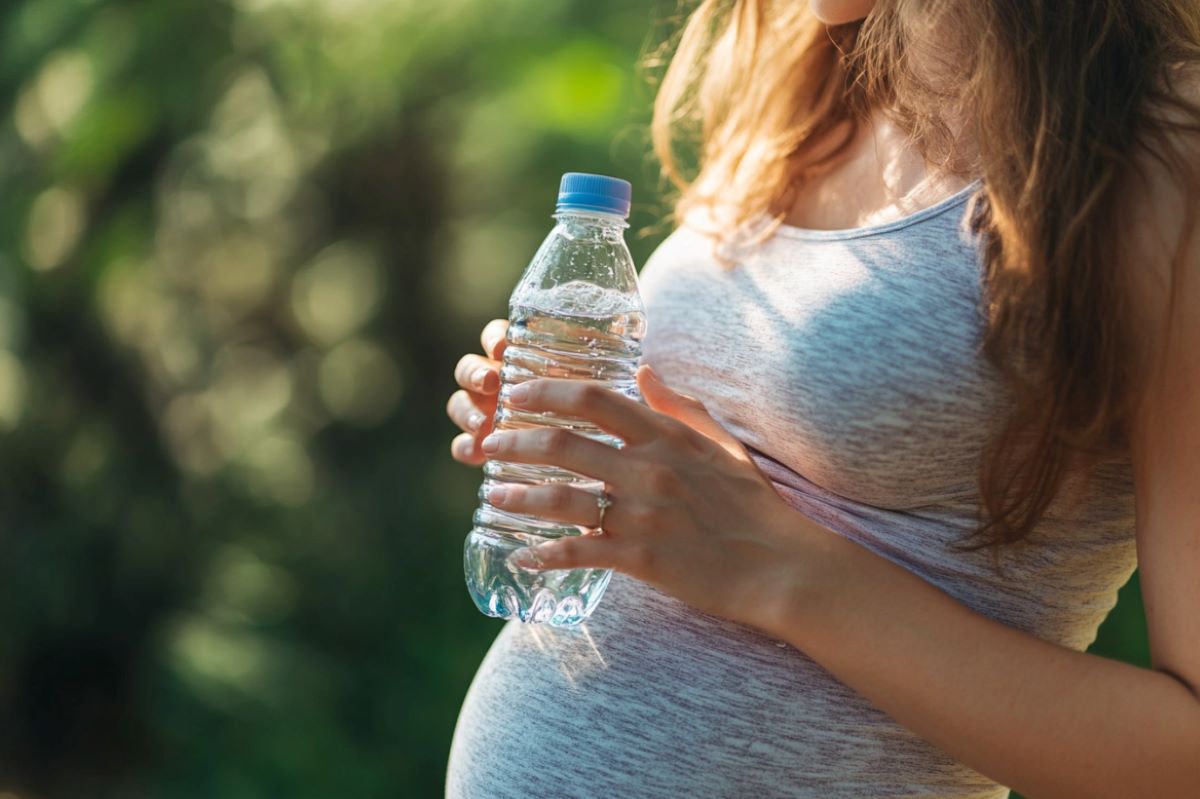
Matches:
[464,172,646,626]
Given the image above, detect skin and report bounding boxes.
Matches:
[445,4,1200,797]
[809,0,877,26]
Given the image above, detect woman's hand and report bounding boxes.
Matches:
[446,318,509,465]
[481,364,821,633]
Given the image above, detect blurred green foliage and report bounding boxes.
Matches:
[0,0,1148,797]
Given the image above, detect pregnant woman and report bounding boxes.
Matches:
[445,1,1200,797]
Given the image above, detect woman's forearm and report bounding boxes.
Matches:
[764,512,1200,799]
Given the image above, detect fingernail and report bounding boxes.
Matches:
[487,485,508,503]
[509,546,543,570]
[466,411,485,432]
[481,433,500,453]
[509,382,530,404]
[471,368,490,390]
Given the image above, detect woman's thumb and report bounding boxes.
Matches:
[636,364,750,462]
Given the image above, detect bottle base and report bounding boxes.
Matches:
[464,528,614,626]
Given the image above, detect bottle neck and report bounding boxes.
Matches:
[553,207,629,235]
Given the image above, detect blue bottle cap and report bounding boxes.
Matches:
[555,172,632,218]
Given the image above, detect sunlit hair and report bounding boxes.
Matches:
[644,0,1200,552]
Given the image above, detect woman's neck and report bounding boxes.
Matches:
[782,106,976,232]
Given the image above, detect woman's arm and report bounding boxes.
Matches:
[765,516,1200,799]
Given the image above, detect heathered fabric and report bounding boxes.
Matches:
[445,180,1139,798]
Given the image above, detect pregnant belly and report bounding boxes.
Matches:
[445,571,1008,799]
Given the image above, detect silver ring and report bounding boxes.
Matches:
[595,487,613,532]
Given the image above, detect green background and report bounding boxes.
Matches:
[0,1,1148,796]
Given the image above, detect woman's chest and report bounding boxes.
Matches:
[637,222,1012,509]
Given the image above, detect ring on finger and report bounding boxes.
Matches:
[595,485,613,533]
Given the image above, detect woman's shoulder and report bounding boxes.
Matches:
[1135,59,1200,181]
[1120,62,1200,375]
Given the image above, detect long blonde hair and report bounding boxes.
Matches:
[645,0,1200,550]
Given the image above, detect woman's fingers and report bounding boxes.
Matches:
[508,530,624,573]
[506,377,665,446]
[636,365,752,462]
[451,432,487,465]
[448,320,511,466]
[480,426,626,486]
[481,318,509,361]
[484,482,610,529]
[454,353,500,393]
[446,389,494,435]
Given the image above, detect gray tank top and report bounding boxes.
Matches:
[445,181,1138,798]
